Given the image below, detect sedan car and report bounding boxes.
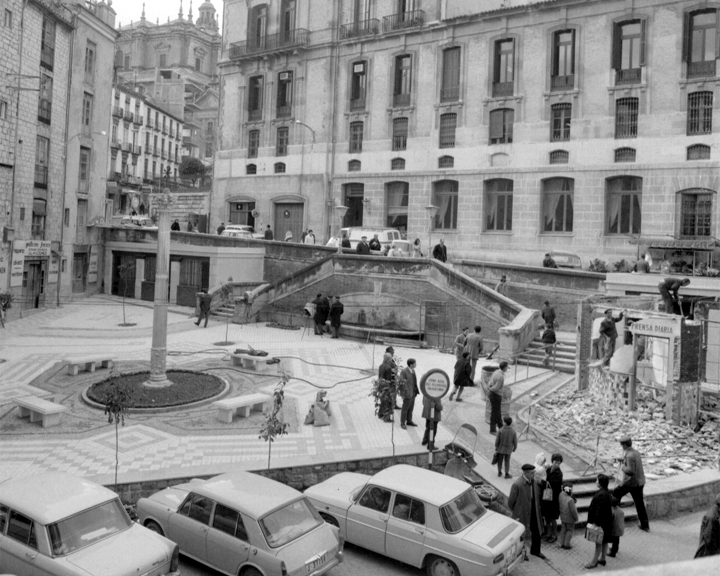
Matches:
[304,464,525,576]
[137,471,343,576]
[220,229,254,239]
[113,215,158,230]
[0,472,179,576]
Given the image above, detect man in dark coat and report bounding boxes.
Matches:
[398,359,419,429]
[195,289,213,328]
[329,296,344,338]
[341,233,351,248]
[377,352,397,421]
[264,225,274,240]
[599,309,625,367]
[356,236,371,254]
[449,351,472,402]
[464,325,484,381]
[171,219,181,231]
[634,254,650,273]
[613,435,649,531]
[421,395,442,450]
[541,301,556,327]
[368,234,382,251]
[543,253,558,268]
[217,222,226,235]
[541,323,556,367]
[432,239,447,262]
[508,464,545,559]
[658,277,690,315]
[694,494,720,558]
[311,293,325,335]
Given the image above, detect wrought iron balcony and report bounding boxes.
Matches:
[110,139,121,149]
[124,111,134,122]
[382,10,425,33]
[492,82,514,98]
[133,115,143,126]
[230,28,309,59]
[393,93,411,107]
[687,60,716,79]
[161,126,167,135]
[146,117,154,128]
[276,105,292,118]
[112,106,124,118]
[551,75,574,91]
[340,18,379,40]
[615,68,642,85]
[122,142,132,152]
[152,146,159,157]
[248,109,263,121]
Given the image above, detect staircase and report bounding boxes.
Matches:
[522,334,577,374]
[564,475,638,528]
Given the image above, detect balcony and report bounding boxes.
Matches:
[110,139,121,149]
[112,106,123,118]
[152,146,159,157]
[340,19,379,40]
[124,111,134,122]
[492,82,514,98]
[440,87,459,103]
[122,142,132,152]
[248,109,263,121]
[615,68,642,85]
[551,75,574,91]
[31,225,45,240]
[276,105,292,118]
[133,115,143,126]
[350,97,365,111]
[382,10,425,33]
[393,93,411,107]
[182,135,196,146]
[108,171,121,182]
[229,28,309,59]
[688,60,716,79]
[34,165,48,188]
[132,145,142,155]
[146,117,154,129]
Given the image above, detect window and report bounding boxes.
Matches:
[212,504,248,541]
[551,30,575,90]
[274,162,286,173]
[439,113,456,148]
[77,198,87,232]
[35,136,49,188]
[144,158,149,179]
[551,103,571,141]
[7,511,37,549]
[359,486,391,513]
[4,8,12,29]
[249,76,264,120]
[688,91,713,135]
[614,147,636,163]
[349,159,361,171]
[485,179,513,231]
[679,189,713,237]
[350,121,364,153]
[79,147,90,192]
[124,54,130,69]
[392,494,425,525]
[159,53,167,67]
[31,200,46,239]
[248,130,260,158]
[281,0,296,42]
[542,177,574,233]
[38,73,52,124]
[393,55,412,107]
[549,150,569,164]
[85,41,96,84]
[354,0,371,23]
[386,181,408,230]
[391,158,405,170]
[392,117,408,151]
[440,47,460,102]
[246,163,257,175]
[606,177,642,235]
[433,180,459,230]
[489,109,514,144]
[195,57,201,71]
[612,20,645,84]
[351,61,367,110]
[81,93,93,134]
[0,99,8,120]
[248,4,268,50]
[277,71,293,117]
[493,39,515,97]
[688,144,711,160]
[276,127,288,156]
[615,98,638,138]
[41,17,56,69]
[684,10,719,79]
[438,155,454,168]
[179,494,213,525]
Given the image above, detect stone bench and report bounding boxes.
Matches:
[230,352,278,372]
[213,393,273,423]
[15,396,68,428]
[63,357,114,376]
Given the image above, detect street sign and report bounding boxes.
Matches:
[420,369,450,399]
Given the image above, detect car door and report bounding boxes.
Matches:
[0,508,44,576]
[206,503,251,575]
[345,485,391,554]
[385,493,426,568]
[167,493,213,562]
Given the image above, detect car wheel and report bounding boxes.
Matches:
[319,512,339,528]
[426,556,459,576]
[241,567,262,576]
[145,520,164,536]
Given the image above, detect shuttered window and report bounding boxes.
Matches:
[489,109,514,144]
[441,47,460,102]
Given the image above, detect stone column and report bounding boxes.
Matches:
[146,189,174,387]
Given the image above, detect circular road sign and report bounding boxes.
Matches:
[420,369,450,399]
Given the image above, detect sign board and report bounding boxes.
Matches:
[420,369,450,399]
[0,248,9,289]
[48,254,59,284]
[10,240,25,287]
[87,247,98,284]
[628,317,681,339]
[25,240,51,258]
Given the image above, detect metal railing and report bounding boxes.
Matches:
[350,97,365,111]
[112,106,124,118]
[615,68,641,85]
[146,117,154,128]
[132,145,142,155]
[124,111,134,122]
[382,9,425,33]
[248,109,263,121]
[161,126,167,135]
[551,75,574,91]
[492,82,514,97]
[688,60,716,79]
[110,139,121,149]
[229,28,309,59]
[133,115,143,126]
[340,19,379,40]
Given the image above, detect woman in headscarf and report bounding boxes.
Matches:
[284,230,294,242]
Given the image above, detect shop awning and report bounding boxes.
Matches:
[629,238,719,250]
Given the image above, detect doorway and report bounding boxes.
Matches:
[274,202,304,241]
[343,184,364,227]
[73,254,87,293]
[22,262,44,310]
[229,201,257,230]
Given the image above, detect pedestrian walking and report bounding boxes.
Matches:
[170,219,181,231]
[421,394,442,450]
[432,238,447,262]
[508,464,545,560]
[264,224,274,240]
[541,323,556,367]
[369,234,382,251]
[657,277,690,315]
[541,301,556,327]
[449,351,472,402]
[558,483,579,549]
[494,416,517,478]
[195,289,212,328]
[542,453,564,543]
[411,238,423,258]
[608,497,625,557]
[694,494,720,558]
[464,325,484,381]
[329,295,343,338]
[398,359,419,429]
[487,361,508,434]
[494,275,508,296]
[284,230,294,242]
[311,293,325,335]
[304,229,316,244]
[599,309,625,367]
[454,326,469,358]
[301,229,308,243]
[585,474,613,569]
[613,435,650,532]
[217,222,226,235]
[341,233,351,248]
[543,253,558,268]
[356,235,370,254]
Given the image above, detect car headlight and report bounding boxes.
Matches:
[493,553,505,564]
[170,545,179,572]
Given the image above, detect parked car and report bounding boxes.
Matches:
[112,215,158,230]
[343,227,402,251]
[220,229,254,239]
[304,464,525,576]
[548,250,583,269]
[384,239,412,257]
[137,471,343,576]
[0,472,179,576]
[224,224,264,239]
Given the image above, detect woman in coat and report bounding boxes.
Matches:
[585,474,614,569]
[411,238,423,258]
[542,453,564,543]
[449,351,472,402]
[329,296,343,339]
[421,395,442,451]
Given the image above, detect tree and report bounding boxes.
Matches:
[103,374,132,491]
[259,374,290,469]
[178,157,206,185]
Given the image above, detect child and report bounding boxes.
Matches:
[558,482,579,549]
[608,497,625,557]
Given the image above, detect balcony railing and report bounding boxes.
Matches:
[382,9,425,33]
[146,117,154,128]
[615,68,642,85]
[393,93,411,107]
[161,126,167,135]
[122,142,133,152]
[133,115,143,126]
[492,82,514,97]
[248,109,262,121]
[110,139,121,149]
[132,145,142,155]
[124,111,134,122]
[440,86,459,103]
[350,97,366,111]
[31,225,45,240]
[276,105,292,118]
[230,28,309,59]
[40,46,54,70]
[112,106,123,118]
[339,18,379,40]
[108,171,121,182]
[688,60,716,79]
[551,75,574,91]
[34,165,48,188]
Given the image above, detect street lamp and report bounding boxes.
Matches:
[295,120,316,151]
[335,204,349,254]
[425,204,439,259]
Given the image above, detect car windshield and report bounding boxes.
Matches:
[47,499,132,557]
[439,488,487,533]
[259,498,322,548]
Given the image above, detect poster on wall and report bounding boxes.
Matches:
[0,248,9,289]
[10,240,25,288]
[25,240,51,257]
[87,247,98,284]
[48,254,59,284]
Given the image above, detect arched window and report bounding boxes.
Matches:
[385,181,409,233]
[484,179,513,231]
[348,160,361,172]
[606,177,642,235]
[614,147,636,163]
[687,144,711,160]
[391,158,405,170]
[432,180,459,230]
[438,156,454,168]
[246,164,257,175]
[274,162,286,173]
[542,178,574,233]
[549,150,568,164]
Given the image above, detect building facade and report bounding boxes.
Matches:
[214,0,720,265]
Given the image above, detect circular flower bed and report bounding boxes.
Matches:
[87,370,225,409]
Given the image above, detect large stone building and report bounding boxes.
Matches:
[214,0,720,266]
[0,0,117,316]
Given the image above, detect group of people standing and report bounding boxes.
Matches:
[310,293,344,338]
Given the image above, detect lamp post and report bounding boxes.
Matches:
[425,204,439,259]
[335,204,349,254]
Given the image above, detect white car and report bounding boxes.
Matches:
[224,224,264,239]
[342,227,402,251]
[0,472,179,576]
[137,471,343,576]
[304,464,526,576]
[113,215,158,230]
[220,229,253,239]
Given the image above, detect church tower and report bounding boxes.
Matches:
[196,0,218,31]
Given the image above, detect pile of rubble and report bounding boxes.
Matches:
[533,386,719,480]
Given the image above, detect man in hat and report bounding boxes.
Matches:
[329,295,344,338]
[508,464,545,559]
[694,494,720,557]
[599,309,625,367]
[356,236,371,255]
[613,435,649,532]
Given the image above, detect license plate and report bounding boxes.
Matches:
[505,544,517,565]
[306,551,327,574]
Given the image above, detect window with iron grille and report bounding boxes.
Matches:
[386,181,409,231]
[489,109,513,144]
[34,135,49,188]
[484,179,513,231]
[607,176,642,235]
[550,103,571,141]
[493,39,515,97]
[41,18,55,70]
[551,30,575,90]
[687,144,711,160]
[612,20,645,84]
[392,117,408,151]
[79,147,90,193]
[351,61,367,110]
[615,98,638,138]
[350,121,364,153]
[679,189,713,237]
[439,113,457,148]
[391,158,405,170]
[349,160,361,172]
[274,162,286,173]
[432,180,459,230]
[683,10,719,79]
[38,73,52,124]
[687,91,713,135]
[549,150,569,164]
[438,155,454,168]
[440,47,460,102]
[276,127,289,156]
[542,177,574,233]
[248,76,264,119]
[277,71,293,117]
[614,147,636,163]
[248,130,260,158]
[393,55,412,107]
[246,163,257,175]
